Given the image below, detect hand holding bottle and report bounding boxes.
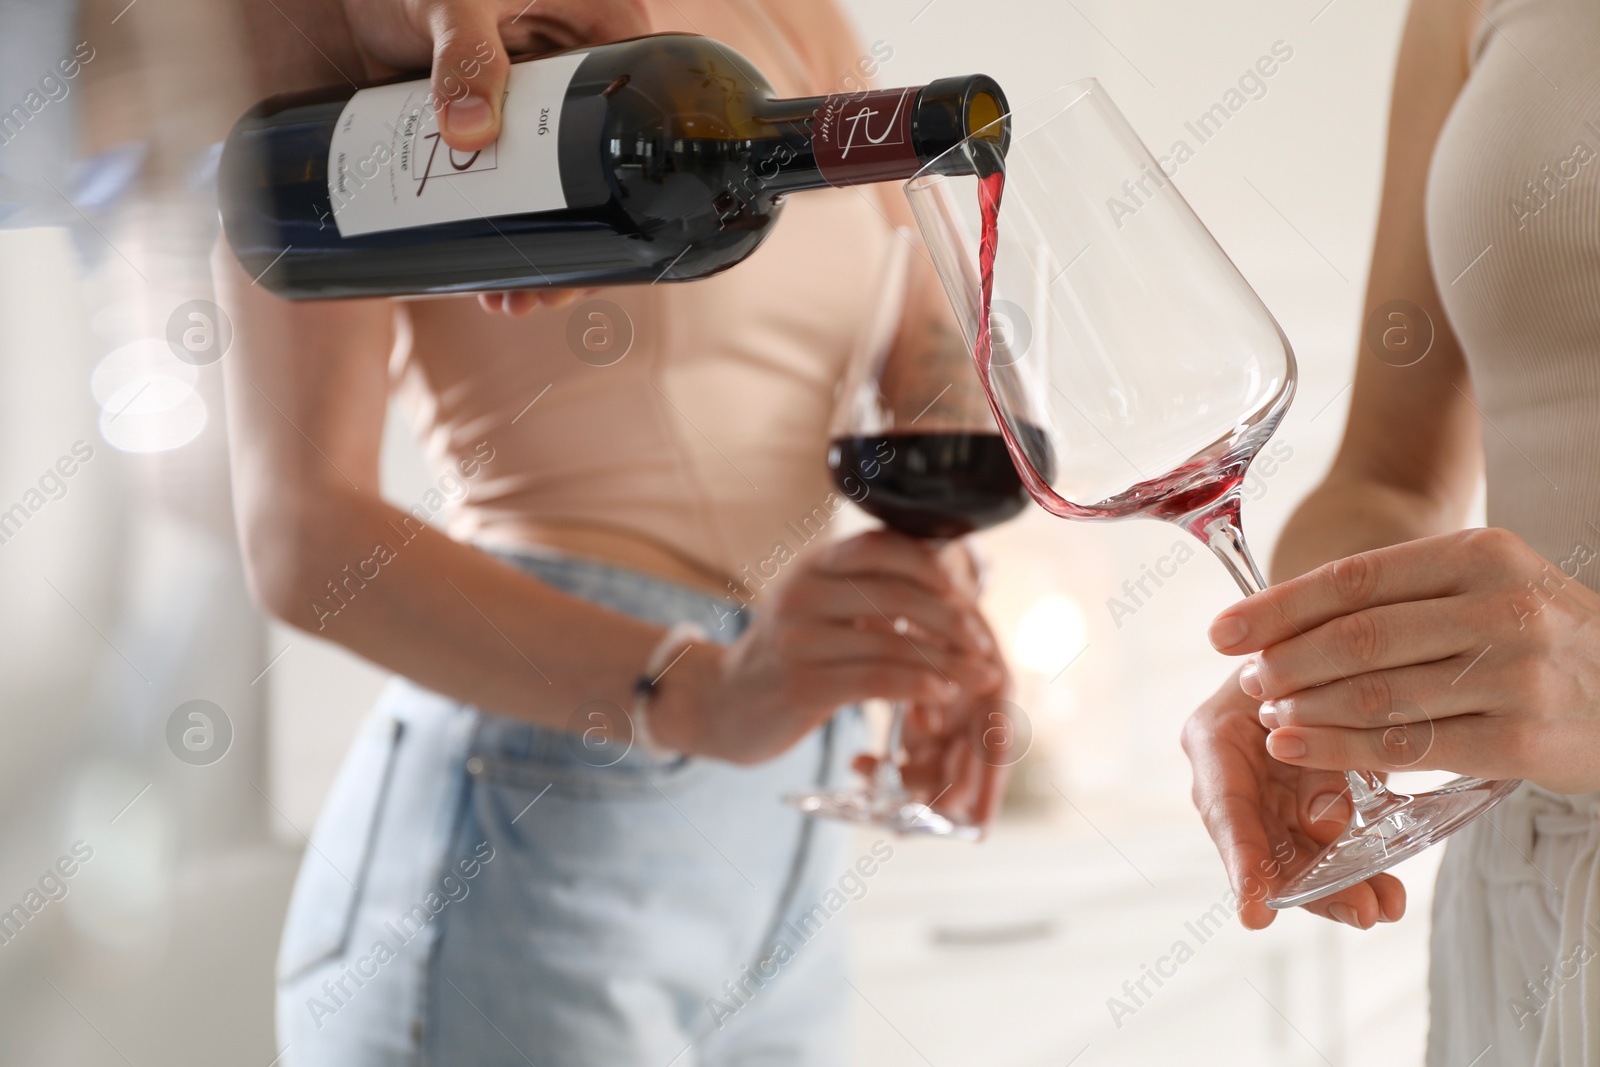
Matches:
[337,0,651,315]
[340,0,651,148]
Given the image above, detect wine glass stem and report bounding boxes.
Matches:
[871,534,975,800]
[1193,503,1393,816]
[875,702,910,797]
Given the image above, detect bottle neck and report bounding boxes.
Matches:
[708,76,1005,232]
[731,88,915,201]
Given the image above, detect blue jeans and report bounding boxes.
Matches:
[275,548,866,1066]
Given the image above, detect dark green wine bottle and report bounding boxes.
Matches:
[218,32,1007,300]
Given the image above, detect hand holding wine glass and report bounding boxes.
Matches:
[851,544,1016,831]
[1182,670,1407,929]
[650,529,1003,766]
[1211,529,1600,794]
[786,234,1034,838]
[905,81,1519,909]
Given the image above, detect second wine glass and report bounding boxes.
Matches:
[785,232,1038,839]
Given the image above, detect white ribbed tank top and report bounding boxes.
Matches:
[1426,1,1600,1063]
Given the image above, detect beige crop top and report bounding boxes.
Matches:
[390,0,906,593]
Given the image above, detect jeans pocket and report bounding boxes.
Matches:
[466,713,713,801]
[276,713,405,984]
[469,746,710,802]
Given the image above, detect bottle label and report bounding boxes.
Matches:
[326,52,587,237]
[810,86,924,187]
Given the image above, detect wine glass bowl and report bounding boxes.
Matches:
[909,81,1296,535]
[904,80,1519,908]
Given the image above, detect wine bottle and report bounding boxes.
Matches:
[218,32,1008,300]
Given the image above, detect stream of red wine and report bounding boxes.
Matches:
[974,169,1005,379]
[970,166,1248,529]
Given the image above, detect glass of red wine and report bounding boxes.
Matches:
[904,82,1519,906]
[785,234,1042,839]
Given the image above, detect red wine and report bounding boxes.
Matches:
[829,432,1045,540]
[219,33,1007,299]
[975,168,1005,380]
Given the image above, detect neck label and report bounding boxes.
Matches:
[812,87,922,187]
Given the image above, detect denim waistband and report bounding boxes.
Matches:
[486,543,750,644]
[467,544,750,772]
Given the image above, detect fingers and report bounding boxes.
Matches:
[475,289,592,315]
[795,626,1003,695]
[814,530,959,596]
[970,756,1007,828]
[782,532,997,655]
[1210,795,1286,930]
[810,541,997,649]
[1265,711,1521,780]
[425,1,510,150]
[498,291,541,316]
[797,574,986,654]
[902,731,999,832]
[864,692,1010,833]
[809,662,958,711]
[424,0,652,151]
[498,0,652,54]
[1181,676,1296,929]
[1239,598,1478,699]
[1209,534,1476,655]
[1294,768,1357,840]
[940,538,988,595]
[1262,656,1491,732]
[1183,671,1409,930]
[1299,873,1406,929]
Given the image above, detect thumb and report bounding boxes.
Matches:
[428,1,510,151]
[1296,767,1358,844]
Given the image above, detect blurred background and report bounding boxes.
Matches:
[0,0,1466,1063]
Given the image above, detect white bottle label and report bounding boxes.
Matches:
[326,52,587,237]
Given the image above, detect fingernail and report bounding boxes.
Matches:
[446,96,494,136]
[1266,731,1307,760]
[1238,658,1265,699]
[1380,898,1402,923]
[1327,903,1360,928]
[1208,613,1248,649]
[1309,792,1350,825]
[1258,701,1280,730]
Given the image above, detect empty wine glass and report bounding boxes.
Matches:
[904,81,1520,908]
[785,232,1034,839]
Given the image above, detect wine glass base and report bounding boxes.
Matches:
[1266,776,1523,910]
[784,789,982,840]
